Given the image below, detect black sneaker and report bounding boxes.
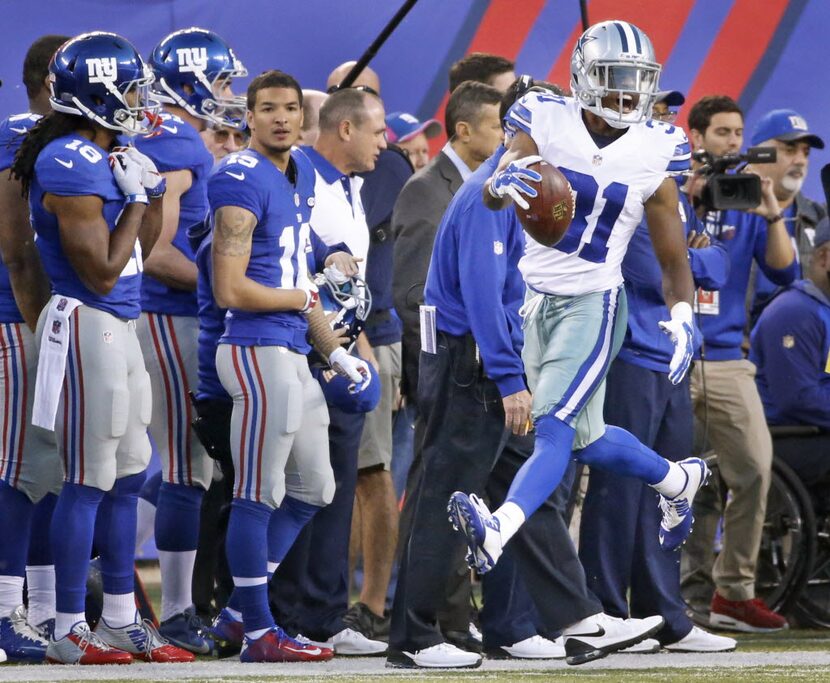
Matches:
[343,602,390,642]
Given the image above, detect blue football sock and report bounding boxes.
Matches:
[575,425,669,484]
[505,415,575,519]
[94,472,145,596]
[268,496,321,566]
[52,483,104,614]
[0,481,33,577]
[154,482,204,552]
[226,498,273,633]
[27,493,57,566]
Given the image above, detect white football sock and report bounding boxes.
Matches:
[652,461,687,498]
[54,611,86,640]
[492,502,526,545]
[101,593,136,628]
[0,575,23,619]
[25,565,55,626]
[158,549,196,622]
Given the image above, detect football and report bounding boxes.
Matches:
[514,161,574,247]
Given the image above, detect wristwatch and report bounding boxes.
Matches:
[765,213,784,225]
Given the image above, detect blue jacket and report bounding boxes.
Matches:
[697,209,798,360]
[424,147,526,397]
[750,280,830,430]
[618,194,730,373]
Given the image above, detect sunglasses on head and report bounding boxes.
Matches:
[326,84,379,97]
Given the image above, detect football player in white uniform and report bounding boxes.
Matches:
[450,21,709,576]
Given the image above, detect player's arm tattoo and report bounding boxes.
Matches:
[213,206,256,257]
[305,303,340,358]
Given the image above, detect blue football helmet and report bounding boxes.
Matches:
[49,32,159,136]
[149,28,247,129]
[571,20,661,128]
[313,271,372,352]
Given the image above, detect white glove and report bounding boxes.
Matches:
[658,302,694,385]
[488,154,543,210]
[118,146,166,198]
[109,151,147,205]
[323,263,350,285]
[329,347,370,388]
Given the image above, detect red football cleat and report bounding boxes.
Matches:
[240,626,334,662]
[46,622,133,665]
[95,616,195,662]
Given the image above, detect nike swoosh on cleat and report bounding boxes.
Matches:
[567,626,606,638]
[284,645,321,655]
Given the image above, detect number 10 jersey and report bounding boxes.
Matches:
[506,93,690,297]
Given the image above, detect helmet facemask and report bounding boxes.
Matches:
[313,272,373,352]
[156,52,248,129]
[109,65,162,135]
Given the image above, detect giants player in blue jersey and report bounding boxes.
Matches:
[449,22,709,611]
[209,69,369,663]
[0,34,68,663]
[133,27,247,654]
[11,32,192,665]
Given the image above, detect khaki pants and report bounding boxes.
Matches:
[358,342,401,470]
[690,359,772,601]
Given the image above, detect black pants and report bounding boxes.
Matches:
[389,333,600,652]
[397,409,472,634]
[271,405,365,640]
[191,397,235,618]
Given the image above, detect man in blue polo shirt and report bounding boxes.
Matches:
[750,217,830,481]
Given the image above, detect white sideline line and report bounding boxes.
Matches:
[3,651,830,681]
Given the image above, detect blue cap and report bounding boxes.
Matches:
[386,111,441,143]
[313,362,381,414]
[751,109,825,149]
[655,90,685,107]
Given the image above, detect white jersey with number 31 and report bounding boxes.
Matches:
[506,93,690,296]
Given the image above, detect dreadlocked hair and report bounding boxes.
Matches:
[12,112,92,199]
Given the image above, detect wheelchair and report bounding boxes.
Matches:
[681,425,830,626]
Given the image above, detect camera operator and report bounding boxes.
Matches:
[746,110,826,323]
[684,96,797,633]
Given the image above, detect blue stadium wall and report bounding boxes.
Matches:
[1,0,826,210]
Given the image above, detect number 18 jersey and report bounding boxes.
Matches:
[506,93,690,296]
[207,148,316,353]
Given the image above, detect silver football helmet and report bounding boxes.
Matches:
[570,20,661,128]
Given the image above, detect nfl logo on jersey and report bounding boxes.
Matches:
[51,320,62,335]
